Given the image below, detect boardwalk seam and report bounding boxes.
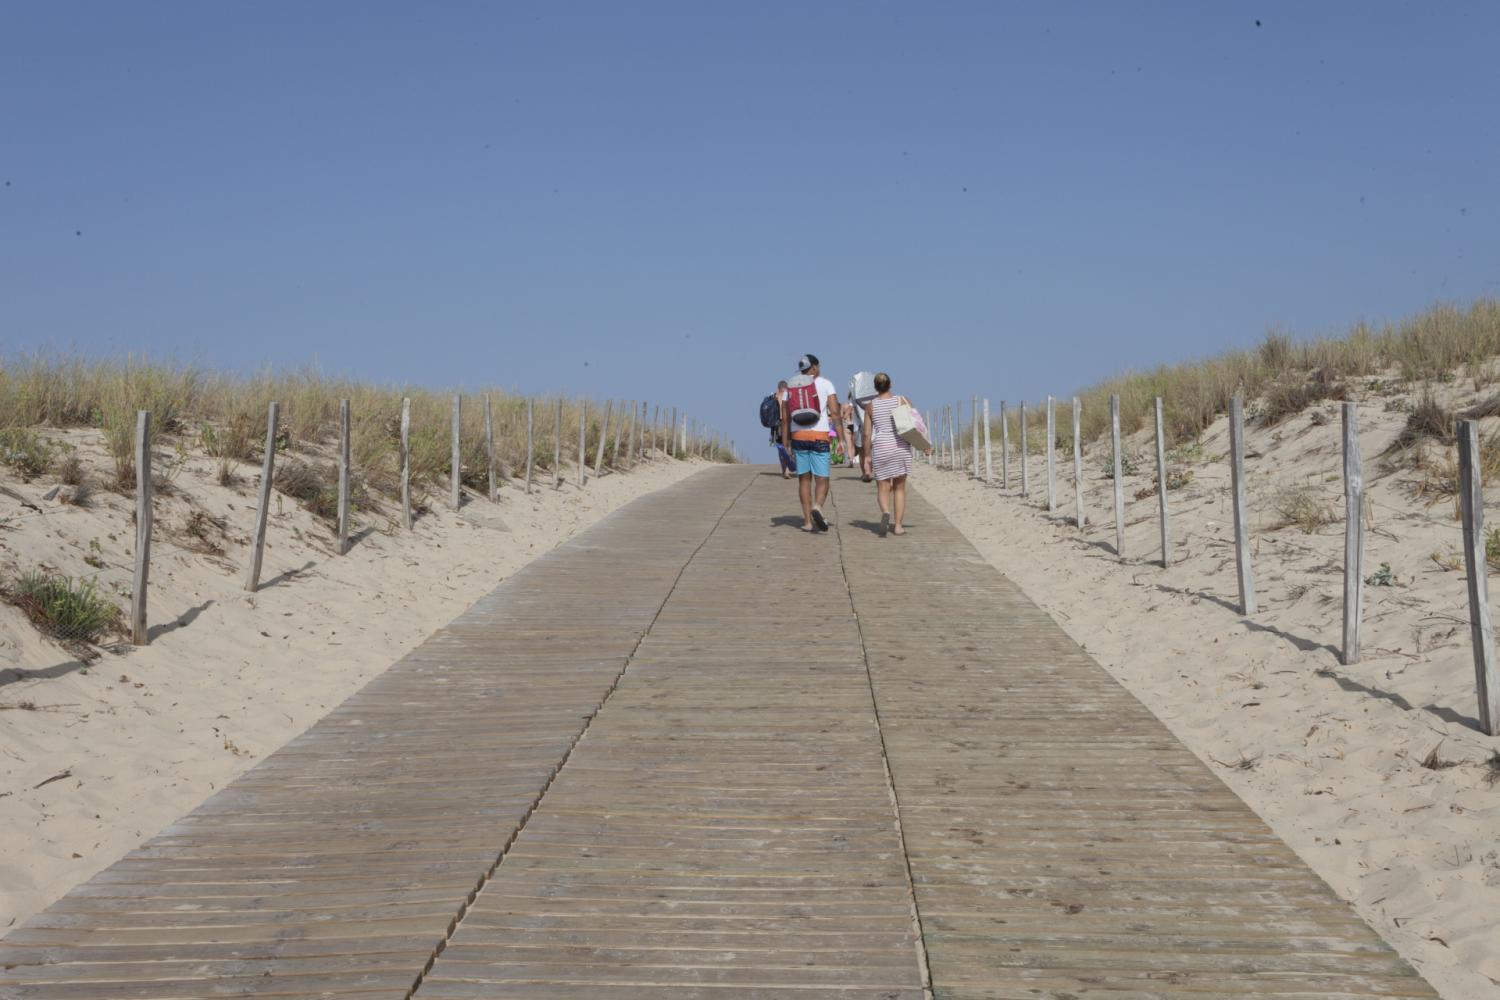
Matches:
[403,468,757,1000]
[828,492,936,1000]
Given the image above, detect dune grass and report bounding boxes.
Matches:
[0,358,726,502]
[986,299,1500,449]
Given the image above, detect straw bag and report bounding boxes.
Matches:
[892,398,930,450]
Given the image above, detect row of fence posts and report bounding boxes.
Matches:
[123,397,726,648]
[926,393,1498,737]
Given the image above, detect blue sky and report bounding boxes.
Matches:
[3,2,1497,453]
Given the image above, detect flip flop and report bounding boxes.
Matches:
[879,512,890,538]
[811,508,828,532]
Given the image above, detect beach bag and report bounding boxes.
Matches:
[759,394,780,429]
[848,371,877,404]
[892,398,930,450]
[784,375,822,427]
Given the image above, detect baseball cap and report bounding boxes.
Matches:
[797,354,819,373]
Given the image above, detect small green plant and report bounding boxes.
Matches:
[1486,528,1500,571]
[0,427,58,481]
[1272,484,1336,534]
[57,453,85,486]
[1431,548,1463,572]
[5,571,122,644]
[1102,451,1139,479]
[1364,562,1394,587]
[1167,468,1194,490]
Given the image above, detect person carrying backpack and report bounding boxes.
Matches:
[760,380,793,479]
[780,354,839,532]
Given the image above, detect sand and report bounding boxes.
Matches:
[0,427,705,931]
[909,381,1500,1000]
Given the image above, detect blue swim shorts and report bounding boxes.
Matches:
[792,441,831,478]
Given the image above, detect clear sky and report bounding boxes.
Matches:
[4,2,1498,454]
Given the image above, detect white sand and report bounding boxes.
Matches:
[910,383,1500,1000]
[0,428,705,931]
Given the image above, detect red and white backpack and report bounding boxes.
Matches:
[784,375,822,427]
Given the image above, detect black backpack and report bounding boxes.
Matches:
[759,394,780,429]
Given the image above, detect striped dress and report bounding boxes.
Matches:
[868,395,914,481]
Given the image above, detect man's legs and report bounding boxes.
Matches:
[798,473,814,528]
[814,475,830,510]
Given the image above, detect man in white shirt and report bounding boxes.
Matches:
[780,354,839,532]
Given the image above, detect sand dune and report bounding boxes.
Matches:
[912,380,1500,1000]
[0,426,703,930]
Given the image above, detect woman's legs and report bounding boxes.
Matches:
[892,475,908,532]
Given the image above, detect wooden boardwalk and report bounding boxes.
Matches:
[0,467,1436,999]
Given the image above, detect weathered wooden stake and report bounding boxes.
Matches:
[982,398,992,484]
[577,401,587,487]
[1342,402,1364,666]
[610,400,623,468]
[1072,397,1084,530]
[1020,405,1029,497]
[484,395,496,501]
[525,398,535,493]
[1456,420,1500,735]
[1046,396,1057,513]
[553,398,563,488]
[399,397,413,527]
[130,410,152,645]
[594,400,612,475]
[450,395,462,511]
[1229,394,1256,615]
[245,401,280,589]
[1154,396,1170,567]
[971,394,980,478]
[337,399,352,553]
[1000,402,1009,487]
[1110,394,1125,559]
[669,406,678,457]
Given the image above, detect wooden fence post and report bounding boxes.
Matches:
[338,399,352,553]
[484,395,496,501]
[1229,394,1256,615]
[525,398,535,493]
[1110,394,1125,559]
[1457,420,1500,735]
[982,398,992,484]
[1000,402,1009,487]
[130,410,152,645]
[669,406,678,457]
[399,397,413,527]
[594,400,612,475]
[1049,396,1062,511]
[1020,405,1029,497]
[1154,396,1170,567]
[245,401,280,589]
[553,398,563,487]
[450,395,462,511]
[612,400,624,468]
[577,401,587,487]
[680,411,687,456]
[971,395,980,478]
[1072,397,1084,530]
[653,404,662,456]
[1342,402,1364,666]
[950,404,959,471]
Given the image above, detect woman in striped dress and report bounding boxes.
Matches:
[860,373,920,537]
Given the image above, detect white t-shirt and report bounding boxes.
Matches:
[806,375,837,435]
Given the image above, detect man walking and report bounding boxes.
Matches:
[781,354,839,532]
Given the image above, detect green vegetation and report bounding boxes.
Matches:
[0,427,58,481]
[4,571,122,644]
[991,299,1500,448]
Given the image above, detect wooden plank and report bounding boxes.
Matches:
[578,401,587,488]
[1229,393,1256,615]
[611,401,624,469]
[1155,395,1170,566]
[594,400,612,476]
[971,394,980,478]
[244,400,280,589]
[553,398,564,488]
[525,397,535,494]
[1457,419,1500,735]
[337,398,351,553]
[1000,401,1008,487]
[1342,402,1363,665]
[130,410,152,645]
[1019,404,1029,497]
[1111,393,1124,559]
